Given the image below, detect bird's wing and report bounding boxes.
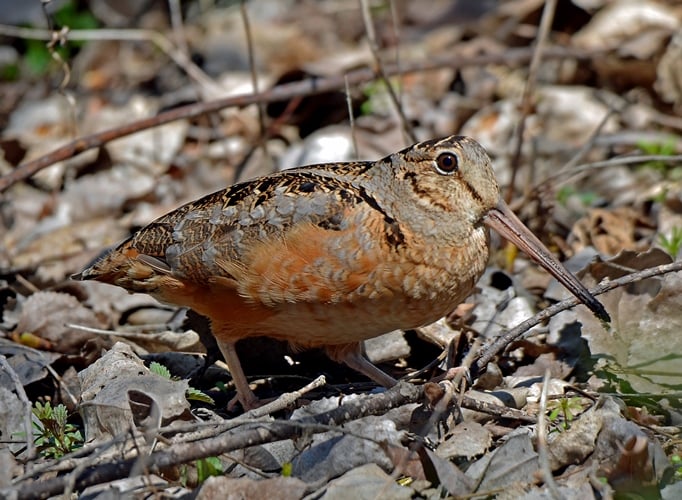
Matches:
[76,165,407,305]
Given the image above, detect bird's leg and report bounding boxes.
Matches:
[215,339,261,410]
[326,342,398,388]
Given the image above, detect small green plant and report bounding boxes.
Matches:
[149,361,172,378]
[32,401,83,458]
[16,0,99,77]
[196,457,223,483]
[23,39,55,76]
[637,139,677,173]
[180,456,223,487]
[149,361,215,405]
[671,454,681,481]
[658,227,682,258]
[556,185,598,207]
[360,79,401,116]
[547,397,584,431]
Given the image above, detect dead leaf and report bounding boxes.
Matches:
[0,338,60,386]
[655,31,682,108]
[595,398,672,493]
[311,463,413,500]
[421,448,474,496]
[465,431,539,491]
[569,206,654,255]
[574,249,682,393]
[78,342,191,443]
[196,476,308,500]
[13,291,106,354]
[437,421,492,460]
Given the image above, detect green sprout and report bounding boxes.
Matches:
[556,185,598,207]
[15,0,98,77]
[671,454,681,481]
[196,456,223,483]
[636,139,678,174]
[32,401,83,458]
[180,456,224,487]
[658,227,682,258]
[547,397,584,431]
[149,361,215,405]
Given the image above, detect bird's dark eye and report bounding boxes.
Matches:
[435,152,459,175]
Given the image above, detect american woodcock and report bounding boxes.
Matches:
[74,136,609,409]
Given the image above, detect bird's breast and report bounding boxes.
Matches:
[215,221,491,346]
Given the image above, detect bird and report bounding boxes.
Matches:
[73,136,609,410]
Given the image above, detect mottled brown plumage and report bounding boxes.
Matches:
[74,136,608,409]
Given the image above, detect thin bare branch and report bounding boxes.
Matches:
[240,0,268,150]
[547,154,682,187]
[506,0,558,203]
[537,369,563,499]
[243,375,327,418]
[474,258,682,371]
[5,383,423,500]
[0,45,607,193]
[344,75,359,159]
[0,24,220,94]
[359,0,416,143]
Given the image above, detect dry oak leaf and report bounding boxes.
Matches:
[569,206,654,255]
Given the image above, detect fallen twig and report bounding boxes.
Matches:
[5,383,422,500]
[474,259,682,371]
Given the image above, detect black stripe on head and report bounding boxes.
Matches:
[356,187,406,248]
[460,179,483,204]
[402,171,450,211]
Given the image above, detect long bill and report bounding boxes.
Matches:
[483,199,610,323]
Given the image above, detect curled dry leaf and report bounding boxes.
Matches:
[467,268,541,341]
[277,126,356,170]
[4,96,98,190]
[13,291,105,355]
[416,316,460,349]
[542,397,670,494]
[78,342,191,443]
[0,338,60,386]
[655,31,682,108]
[547,398,604,471]
[595,398,671,490]
[573,0,680,55]
[8,218,127,282]
[364,330,410,365]
[461,86,620,173]
[291,414,403,483]
[83,97,189,168]
[112,328,202,354]
[289,394,414,483]
[436,421,492,461]
[569,206,655,255]
[573,0,679,89]
[421,448,474,497]
[0,384,32,456]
